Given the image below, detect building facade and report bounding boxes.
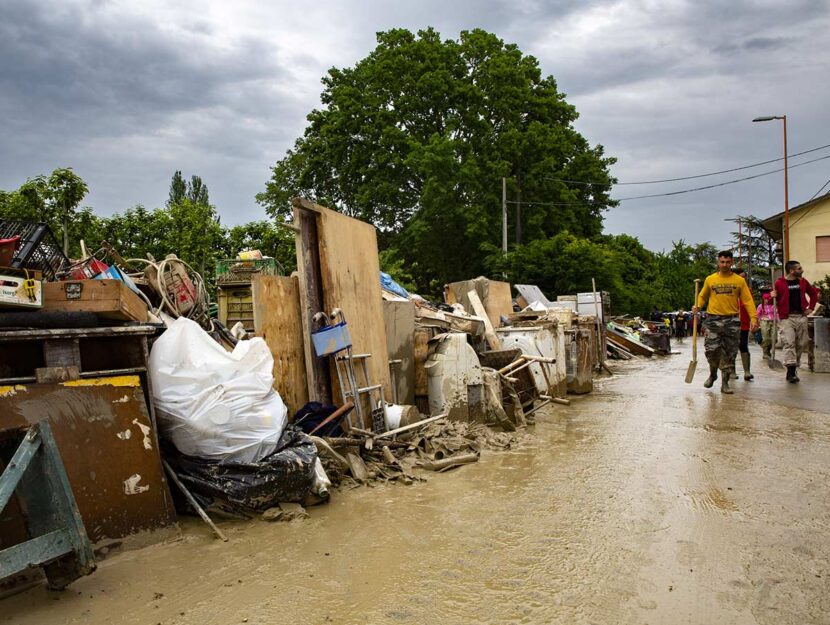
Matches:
[761,193,830,282]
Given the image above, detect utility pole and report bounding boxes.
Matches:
[502,177,507,253]
[515,186,522,245]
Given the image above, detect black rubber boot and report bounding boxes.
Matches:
[721,374,734,394]
[786,365,799,383]
[741,353,753,381]
[703,366,718,388]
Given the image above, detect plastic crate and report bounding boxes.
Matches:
[215,257,282,284]
[0,220,69,281]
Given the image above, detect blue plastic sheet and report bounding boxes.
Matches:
[380,272,409,299]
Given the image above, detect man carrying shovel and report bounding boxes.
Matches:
[692,251,758,394]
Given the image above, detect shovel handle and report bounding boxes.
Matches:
[692,279,701,359]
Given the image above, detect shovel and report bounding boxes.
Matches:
[768,294,785,370]
[685,279,701,383]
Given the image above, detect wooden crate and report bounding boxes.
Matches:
[217,285,255,333]
[42,279,148,322]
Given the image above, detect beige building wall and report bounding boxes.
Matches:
[788,198,830,282]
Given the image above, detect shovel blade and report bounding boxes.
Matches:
[684,359,697,383]
[768,358,785,370]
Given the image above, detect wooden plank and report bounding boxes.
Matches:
[383,300,415,405]
[252,274,308,417]
[294,205,332,405]
[0,530,73,579]
[42,280,147,322]
[445,277,513,328]
[485,281,514,326]
[413,325,434,397]
[468,290,501,350]
[294,199,391,417]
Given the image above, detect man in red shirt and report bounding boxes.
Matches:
[772,260,821,383]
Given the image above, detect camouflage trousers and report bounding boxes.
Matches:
[703,315,740,375]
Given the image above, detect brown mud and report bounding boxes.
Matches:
[3,340,829,624]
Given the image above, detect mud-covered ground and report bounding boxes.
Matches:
[4,340,829,624]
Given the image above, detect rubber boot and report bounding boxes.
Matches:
[786,365,799,383]
[741,352,754,381]
[703,366,718,388]
[721,372,734,394]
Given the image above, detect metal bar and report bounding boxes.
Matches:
[162,460,228,542]
[0,376,37,384]
[0,427,42,513]
[79,367,147,378]
[375,413,447,439]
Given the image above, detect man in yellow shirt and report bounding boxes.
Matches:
[692,250,758,394]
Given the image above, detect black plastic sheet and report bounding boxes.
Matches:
[167,425,318,512]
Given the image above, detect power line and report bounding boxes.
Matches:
[614,154,830,201]
[810,178,830,201]
[503,153,830,208]
[543,142,830,186]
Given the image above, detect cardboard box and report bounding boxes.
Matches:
[42,279,148,322]
[0,269,43,309]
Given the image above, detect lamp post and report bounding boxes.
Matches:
[752,115,789,263]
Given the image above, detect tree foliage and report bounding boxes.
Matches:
[258,28,617,289]
[488,234,717,316]
[0,169,89,257]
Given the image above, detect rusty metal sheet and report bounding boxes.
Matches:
[0,376,177,548]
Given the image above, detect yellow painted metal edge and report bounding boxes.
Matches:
[62,375,141,388]
[0,384,27,397]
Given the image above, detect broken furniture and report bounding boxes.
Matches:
[0,324,178,579]
[312,310,387,433]
[0,420,95,590]
[0,420,96,591]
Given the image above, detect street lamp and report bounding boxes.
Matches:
[752,115,789,263]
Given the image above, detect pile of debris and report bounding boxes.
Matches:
[0,201,617,596]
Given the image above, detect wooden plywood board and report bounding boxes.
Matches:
[445,277,513,328]
[294,199,391,412]
[383,299,415,405]
[252,274,308,417]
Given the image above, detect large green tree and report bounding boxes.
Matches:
[0,168,91,257]
[258,28,616,290]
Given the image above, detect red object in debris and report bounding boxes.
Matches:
[0,235,20,266]
[68,257,110,280]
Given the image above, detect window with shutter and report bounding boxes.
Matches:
[817,235,830,262]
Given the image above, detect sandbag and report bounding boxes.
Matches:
[149,317,288,463]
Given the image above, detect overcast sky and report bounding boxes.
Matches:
[2,0,829,252]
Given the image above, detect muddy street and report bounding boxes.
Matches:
[4,340,829,625]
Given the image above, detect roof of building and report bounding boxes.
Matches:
[760,192,830,238]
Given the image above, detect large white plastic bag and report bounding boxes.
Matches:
[149,317,287,463]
